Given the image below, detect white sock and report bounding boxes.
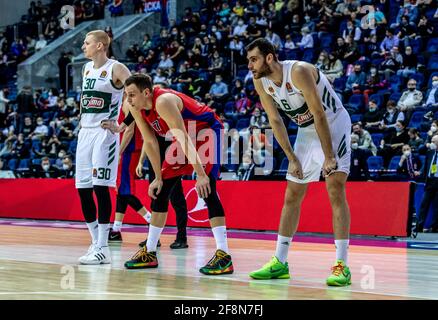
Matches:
[143,211,152,223]
[112,221,122,232]
[97,223,110,248]
[146,225,163,252]
[212,226,229,254]
[86,221,98,244]
[275,235,292,264]
[335,239,349,264]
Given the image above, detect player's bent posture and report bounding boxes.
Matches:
[120,74,233,275]
[108,99,152,242]
[76,30,131,265]
[246,39,352,286]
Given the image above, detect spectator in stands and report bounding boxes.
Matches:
[323,52,343,83]
[316,51,330,72]
[342,18,361,42]
[16,85,35,125]
[424,121,438,150]
[209,74,228,101]
[233,1,244,17]
[109,0,124,17]
[390,46,403,67]
[296,27,314,50]
[126,44,141,62]
[364,34,380,58]
[246,126,270,167]
[352,122,377,156]
[168,40,185,66]
[379,120,410,167]
[417,134,438,233]
[342,34,360,64]
[379,50,400,81]
[363,99,385,132]
[157,53,173,71]
[380,100,405,131]
[265,28,282,50]
[397,46,417,79]
[229,35,245,64]
[302,13,316,33]
[0,87,9,127]
[208,50,224,76]
[345,63,366,95]
[363,67,387,104]
[423,76,438,110]
[31,117,48,140]
[0,134,15,160]
[408,128,425,153]
[232,18,247,38]
[417,14,434,38]
[35,34,47,52]
[34,156,60,178]
[380,29,399,53]
[348,133,371,181]
[289,14,302,38]
[57,117,75,142]
[393,0,419,27]
[11,133,29,160]
[397,79,423,120]
[141,34,152,54]
[153,68,168,86]
[238,152,256,181]
[283,34,296,51]
[249,108,268,129]
[243,16,262,43]
[397,144,422,180]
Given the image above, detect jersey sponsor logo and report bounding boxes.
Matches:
[85,70,90,76]
[82,94,105,109]
[268,86,275,94]
[291,109,314,126]
[99,70,107,79]
[286,82,294,94]
[92,168,98,177]
[151,119,162,132]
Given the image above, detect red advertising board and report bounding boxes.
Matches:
[0,179,411,236]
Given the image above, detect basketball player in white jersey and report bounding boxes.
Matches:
[76,30,131,265]
[246,39,352,286]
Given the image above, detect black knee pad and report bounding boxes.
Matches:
[127,195,144,212]
[116,194,129,214]
[93,185,112,224]
[78,188,96,223]
[204,175,225,219]
[150,177,180,213]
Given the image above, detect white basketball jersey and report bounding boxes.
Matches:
[260,60,345,128]
[80,59,124,128]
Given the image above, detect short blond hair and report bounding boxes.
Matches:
[86,30,111,51]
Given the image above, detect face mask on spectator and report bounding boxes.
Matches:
[42,164,50,171]
[37,120,43,125]
[369,105,377,112]
[433,81,438,87]
[396,126,402,132]
[431,125,438,132]
[403,150,411,157]
[58,152,65,158]
[370,69,377,76]
[305,16,310,22]
[387,108,395,114]
[430,143,437,150]
[238,20,244,26]
[351,142,358,150]
[242,163,250,169]
[63,164,69,170]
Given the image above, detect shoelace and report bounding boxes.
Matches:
[131,248,154,263]
[331,263,345,276]
[207,253,223,267]
[262,257,279,269]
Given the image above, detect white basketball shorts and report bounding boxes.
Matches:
[75,127,120,188]
[286,109,351,184]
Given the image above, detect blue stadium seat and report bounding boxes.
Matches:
[68,140,78,154]
[389,92,402,102]
[427,39,438,53]
[410,38,422,55]
[388,156,401,171]
[427,55,438,70]
[224,101,235,114]
[302,48,315,63]
[236,118,250,131]
[17,159,30,170]
[320,34,333,50]
[333,76,347,92]
[369,93,384,108]
[351,114,363,123]
[419,155,426,171]
[410,73,424,88]
[367,156,383,171]
[347,94,364,112]
[408,111,426,129]
[371,133,383,147]
[7,159,18,170]
[32,159,42,166]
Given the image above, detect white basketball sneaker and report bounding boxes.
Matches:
[78,242,97,263]
[79,246,111,265]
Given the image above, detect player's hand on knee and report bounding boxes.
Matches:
[100,119,120,134]
[148,178,163,200]
[287,158,303,180]
[196,174,211,199]
[323,156,338,177]
[136,163,143,177]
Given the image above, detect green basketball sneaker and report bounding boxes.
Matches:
[326,260,352,286]
[249,256,290,280]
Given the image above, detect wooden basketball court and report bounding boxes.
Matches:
[0,221,437,300]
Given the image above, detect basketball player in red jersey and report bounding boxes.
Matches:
[108,98,152,241]
[105,73,233,275]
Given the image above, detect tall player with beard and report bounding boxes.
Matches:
[246,38,352,286]
[76,30,131,265]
